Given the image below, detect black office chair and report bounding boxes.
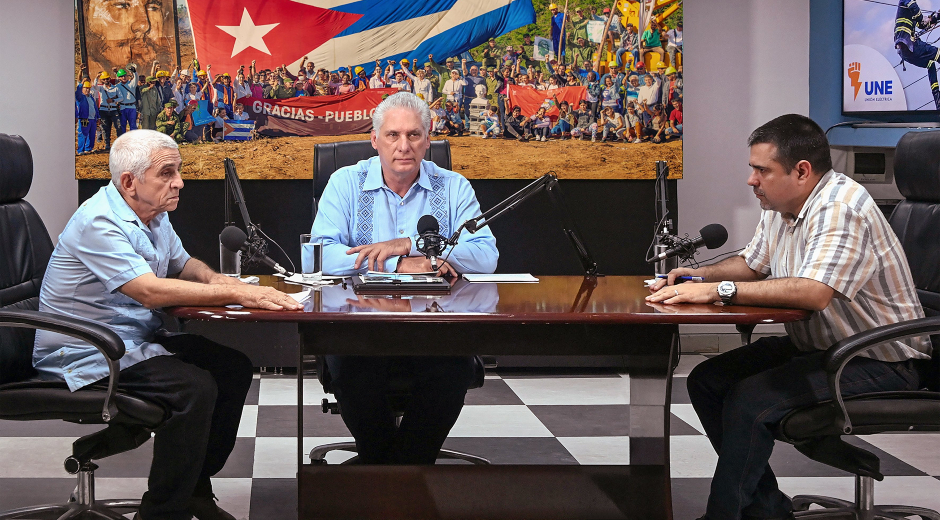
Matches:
[308,139,490,465]
[0,133,167,519]
[311,139,452,221]
[773,131,940,519]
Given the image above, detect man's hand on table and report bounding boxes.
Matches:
[646,267,718,305]
[235,284,303,311]
[347,238,412,271]
[397,256,457,277]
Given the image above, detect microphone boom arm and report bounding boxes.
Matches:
[445,173,601,277]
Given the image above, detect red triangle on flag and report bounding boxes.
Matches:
[187,0,362,73]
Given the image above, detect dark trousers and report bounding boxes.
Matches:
[687,336,923,520]
[325,355,475,464]
[117,334,253,520]
[99,110,120,149]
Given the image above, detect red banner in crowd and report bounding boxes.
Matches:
[236,89,398,137]
[506,86,587,120]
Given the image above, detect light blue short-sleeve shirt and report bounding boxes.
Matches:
[34,183,191,391]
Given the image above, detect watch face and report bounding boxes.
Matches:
[718,281,735,298]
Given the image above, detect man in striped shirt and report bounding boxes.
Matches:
[647,114,932,520]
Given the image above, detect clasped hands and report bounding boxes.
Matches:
[645,268,719,305]
[347,238,456,276]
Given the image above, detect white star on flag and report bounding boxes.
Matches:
[216,8,280,57]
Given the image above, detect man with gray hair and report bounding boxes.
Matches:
[34,129,301,520]
[311,92,498,464]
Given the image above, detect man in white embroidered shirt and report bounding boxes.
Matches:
[647,114,931,520]
[311,92,498,464]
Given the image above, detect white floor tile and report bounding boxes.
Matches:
[557,437,630,465]
[671,404,706,435]
[0,438,74,478]
[869,476,940,512]
[449,405,553,437]
[673,354,708,377]
[208,478,253,520]
[253,437,355,478]
[236,405,258,438]
[502,377,630,405]
[93,477,148,500]
[257,378,330,406]
[670,436,718,478]
[484,374,502,379]
[775,476,855,504]
[863,433,940,475]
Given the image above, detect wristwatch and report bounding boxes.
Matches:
[717,281,737,306]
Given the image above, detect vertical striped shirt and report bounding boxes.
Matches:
[741,170,931,362]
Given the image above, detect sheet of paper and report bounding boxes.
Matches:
[463,274,539,283]
[281,273,341,286]
[289,289,312,304]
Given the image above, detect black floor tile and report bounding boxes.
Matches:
[216,438,256,478]
[528,405,630,437]
[250,478,297,519]
[671,377,691,404]
[670,477,711,520]
[0,478,78,512]
[0,419,103,437]
[670,413,703,436]
[245,379,260,406]
[257,405,351,437]
[464,378,525,405]
[441,437,578,465]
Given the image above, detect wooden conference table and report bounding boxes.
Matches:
[169,275,809,520]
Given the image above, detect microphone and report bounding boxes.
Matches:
[415,215,446,271]
[652,224,728,262]
[220,225,292,276]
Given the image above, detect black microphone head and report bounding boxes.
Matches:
[220,226,248,252]
[417,215,440,235]
[700,224,728,250]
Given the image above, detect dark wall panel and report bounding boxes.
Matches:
[80,178,679,277]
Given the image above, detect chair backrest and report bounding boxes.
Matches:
[888,131,940,317]
[0,134,53,383]
[889,131,940,390]
[311,140,452,219]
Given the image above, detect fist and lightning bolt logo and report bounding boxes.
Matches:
[848,62,862,99]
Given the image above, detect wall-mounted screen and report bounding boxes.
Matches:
[843,0,939,114]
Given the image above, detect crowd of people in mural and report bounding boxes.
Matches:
[74,3,682,154]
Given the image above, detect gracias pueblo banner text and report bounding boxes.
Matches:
[236,88,398,137]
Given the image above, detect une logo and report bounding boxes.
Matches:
[864,80,893,96]
[847,61,893,100]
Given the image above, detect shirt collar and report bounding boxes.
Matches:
[790,169,835,225]
[362,156,434,193]
[104,182,161,231]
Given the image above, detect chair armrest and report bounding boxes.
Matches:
[823,315,940,434]
[0,309,125,423]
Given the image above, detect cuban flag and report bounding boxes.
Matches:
[223,120,256,141]
[186,0,535,75]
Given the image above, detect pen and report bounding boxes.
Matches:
[656,275,704,282]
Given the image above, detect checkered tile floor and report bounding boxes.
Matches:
[1,354,938,520]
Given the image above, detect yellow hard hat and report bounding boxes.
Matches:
[354,66,364,74]
[100,72,110,79]
[549,3,558,8]
[155,70,169,78]
[400,59,410,65]
[664,66,677,75]
[197,70,207,76]
[81,81,92,88]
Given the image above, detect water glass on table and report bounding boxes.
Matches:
[300,234,323,282]
[219,234,242,277]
